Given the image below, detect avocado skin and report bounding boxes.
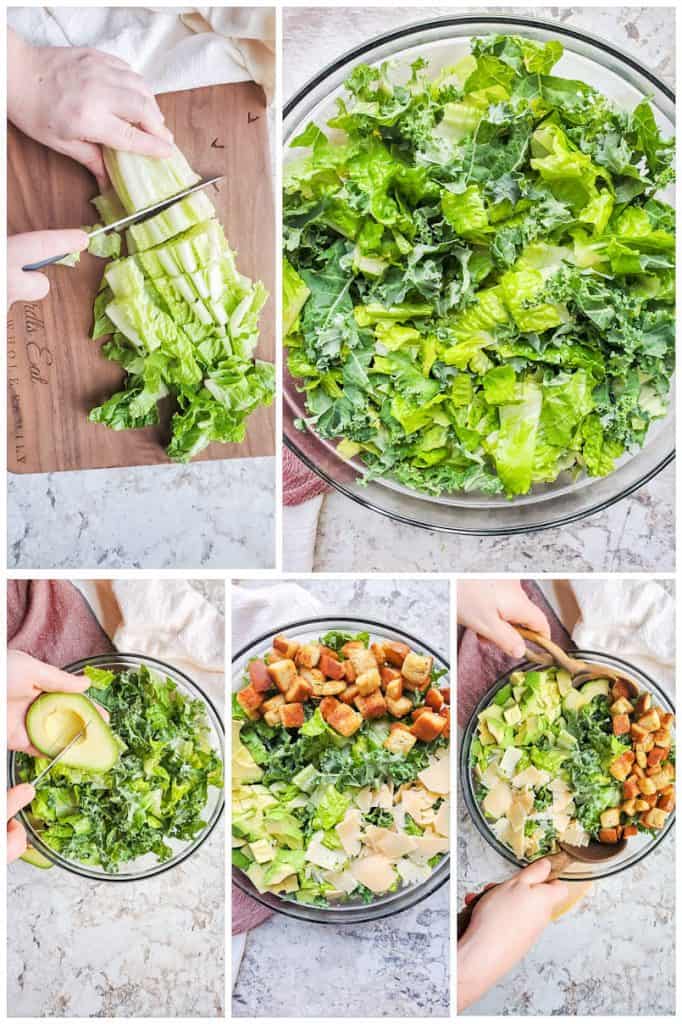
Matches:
[26,692,120,772]
[20,846,54,869]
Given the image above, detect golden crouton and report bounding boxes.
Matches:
[638,776,657,795]
[236,684,263,720]
[355,690,387,720]
[356,668,381,697]
[248,659,274,693]
[295,643,321,669]
[341,641,364,658]
[401,652,433,689]
[623,777,639,800]
[652,727,671,747]
[339,685,359,705]
[343,660,357,683]
[262,693,286,713]
[634,798,650,812]
[387,696,413,719]
[381,666,402,688]
[642,807,668,830]
[599,828,621,844]
[384,641,410,667]
[411,710,446,742]
[298,667,325,686]
[348,647,379,676]
[658,788,675,812]
[630,722,649,742]
[611,697,634,715]
[612,714,631,737]
[623,824,638,838]
[635,750,647,769]
[638,709,661,732]
[285,677,314,703]
[426,688,445,712]
[371,641,388,663]
[319,697,363,737]
[319,652,345,680]
[609,750,635,781]
[267,659,298,693]
[621,799,637,817]
[647,747,667,769]
[600,807,621,829]
[311,676,347,697]
[280,703,305,728]
[385,678,404,701]
[383,728,417,755]
[273,635,300,660]
[659,711,674,729]
[612,679,636,700]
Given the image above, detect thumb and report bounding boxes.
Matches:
[7,783,36,820]
[519,857,553,885]
[486,618,526,659]
[7,819,28,863]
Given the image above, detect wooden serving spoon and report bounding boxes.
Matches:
[516,627,641,692]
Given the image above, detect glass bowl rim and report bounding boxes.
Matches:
[10,651,226,883]
[283,12,676,536]
[232,614,451,924]
[459,647,676,881]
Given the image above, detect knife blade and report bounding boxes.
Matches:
[22,175,223,272]
[30,720,93,788]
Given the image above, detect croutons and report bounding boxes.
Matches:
[339,685,359,705]
[621,799,637,817]
[355,690,387,720]
[386,696,413,718]
[659,711,674,729]
[384,678,404,701]
[280,703,305,729]
[248,659,273,693]
[262,693,286,726]
[638,709,661,732]
[600,807,621,829]
[647,747,666,769]
[635,749,647,769]
[341,641,364,658]
[658,787,675,813]
[634,798,650,812]
[380,666,402,687]
[370,642,387,663]
[652,727,671,747]
[425,688,445,712]
[612,714,631,737]
[383,728,417,755]
[267,659,298,693]
[343,661,357,683]
[623,777,639,800]
[319,652,345,680]
[384,641,410,667]
[611,697,634,715]
[356,668,381,696]
[401,652,434,689]
[609,750,635,781]
[285,676,314,704]
[273,635,300,660]
[348,647,378,676]
[298,667,325,687]
[635,692,652,716]
[295,643,321,669]
[311,677,347,697]
[638,776,657,796]
[623,825,638,838]
[236,684,263,720]
[630,722,650,742]
[612,679,636,700]
[411,710,447,742]
[641,807,668,830]
[319,697,363,737]
[599,828,621,844]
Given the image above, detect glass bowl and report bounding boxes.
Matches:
[232,616,450,923]
[460,649,675,880]
[283,14,675,535]
[9,653,225,882]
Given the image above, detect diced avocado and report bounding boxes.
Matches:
[557,728,578,750]
[580,679,610,702]
[20,846,53,869]
[232,721,264,784]
[520,691,541,715]
[487,718,514,747]
[249,838,276,864]
[264,809,304,849]
[503,704,522,726]
[556,669,573,697]
[26,692,119,772]
[493,683,513,707]
[515,714,545,745]
[512,685,524,703]
[479,704,504,723]
[292,763,320,793]
[269,873,300,895]
[246,862,269,893]
[563,688,588,713]
[478,721,496,746]
[232,848,253,870]
[509,671,526,686]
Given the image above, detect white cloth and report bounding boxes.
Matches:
[282,496,325,573]
[111,579,225,700]
[571,580,675,690]
[8,6,275,100]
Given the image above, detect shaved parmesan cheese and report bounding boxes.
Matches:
[490,817,511,843]
[372,782,394,810]
[305,831,348,870]
[508,798,527,832]
[480,764,501,790]
[512,766,551,789]
[434,800,449,837]
[510,826,525,858]
[350,854,396,893]
[417,751,450,795]
[354,788,372,813]
[552,811,572,834]
[483,780,512,819]
[560,819,589,847]
[408,834,449,864]
[336,808,363,857]
[396,857,432,887]
[365,826,417,860]
[400,786,436,825]
[499,747,523,778]
[323,869,357,895]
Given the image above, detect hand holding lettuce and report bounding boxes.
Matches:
[283,34,675,498]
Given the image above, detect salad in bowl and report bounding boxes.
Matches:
[232,625,450,911]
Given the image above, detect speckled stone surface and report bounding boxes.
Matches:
[8,458,275,569]
[232,579,451,1018]
[7,581,226,1018]
[284,6,675,574]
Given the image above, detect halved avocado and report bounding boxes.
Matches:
[26,692,119,772]
[20,846,54,869]
[580,679,610,702]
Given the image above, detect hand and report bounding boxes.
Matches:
[7,650,106,756]
[457,580,550,658]
[7,783,36,863]
[8,29,173,191]
[458,859,569,1010]
[8,230,89,309]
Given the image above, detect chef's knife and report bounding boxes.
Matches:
[29,720,93,788]
[22,175,223,272]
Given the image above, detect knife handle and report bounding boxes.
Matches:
[22,253,71,272]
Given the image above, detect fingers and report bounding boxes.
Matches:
[484,619,527,659]
[99,112,174,158]
[7,783,36,820]
[9,229,89,265]
[30,662,91,693]
[7,819,28,863]
[10,270,50,304]
[63,139,108,191]
[514,595,551,638]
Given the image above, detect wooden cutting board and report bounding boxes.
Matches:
[7,82,275,473]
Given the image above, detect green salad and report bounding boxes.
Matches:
[233,629,450,906]
[16,664,224,871]
[283,34,675,498]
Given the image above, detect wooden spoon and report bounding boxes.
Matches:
[516,627,641,692]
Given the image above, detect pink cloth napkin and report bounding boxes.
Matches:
[7,580,114,662]
[282,447,330,506]
[232,886,273,935]
[457,581,572,729]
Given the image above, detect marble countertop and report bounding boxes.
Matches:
[8,457,275,569]
[284,6,675,574]
[7,581,226,1018]
[232,578,451,1018]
